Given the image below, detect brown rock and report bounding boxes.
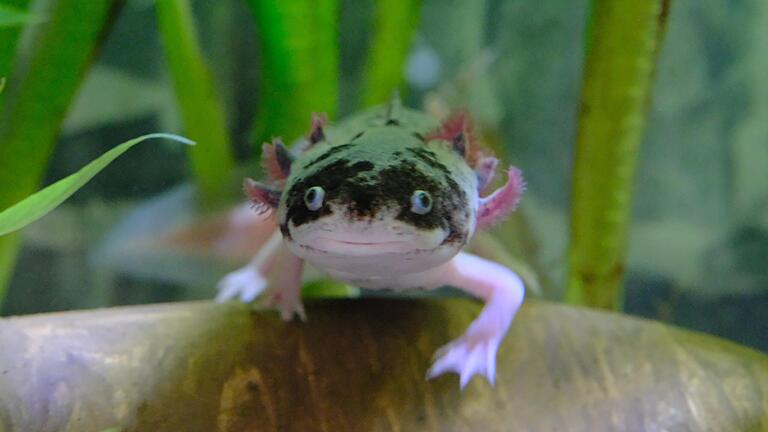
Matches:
[0,299,766,431]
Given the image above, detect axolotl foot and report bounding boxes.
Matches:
[215,267,268,303]
[264,289,307,321]
[216,266,306,321]
[427,328,501,389]
[216,242,306,322]
[425,252,525,389]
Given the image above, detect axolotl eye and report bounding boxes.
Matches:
[410,190,433,215]
[304,186,325,211]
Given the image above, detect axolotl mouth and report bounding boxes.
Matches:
[284,210,452,259]
[288,231,459,278]
[302,236,439,256]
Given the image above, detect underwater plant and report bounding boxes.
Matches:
[246,0,339,145]
[0,0,122,301]
[360,0,422,107]
[565,0,671,310]
[156,0,236,208]
[0,133,193,237]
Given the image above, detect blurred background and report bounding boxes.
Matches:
[0,0,766,352]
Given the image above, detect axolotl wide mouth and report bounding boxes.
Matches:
[284,223,458,277]
[288,221,450,257]
[318,238,411,251]
[302,236,442,256]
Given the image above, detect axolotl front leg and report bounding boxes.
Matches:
[424,252,525,388]
[216,230,307,321]
[424,166,526,387]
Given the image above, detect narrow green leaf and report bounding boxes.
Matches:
[0,0,122,207]
[0,134,193,236]
[246,0,339,145]
[565,0,671,310]
[360,0,422,107]
[156,0,236,208]
[0,0,121,303]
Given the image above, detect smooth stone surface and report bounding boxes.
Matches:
[0,299,766,431]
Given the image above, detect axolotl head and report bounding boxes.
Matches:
[245,106,525,279]
[279,123,478,276]
[245,108,494,278]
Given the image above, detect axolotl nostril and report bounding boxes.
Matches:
[216,99,526,389]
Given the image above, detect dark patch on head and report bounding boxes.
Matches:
[412,132,425,141]
[286,158,372,227]
[351,160,374,171]
[286,155,470,246]
[377,160,469,245]
[405,148,451,177]
[385,119,400,126]
[302,143,354,169]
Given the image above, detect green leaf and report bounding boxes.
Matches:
[0,3,33,28]
[156,0,236,209]
[565,0,671,310]
[246,0,339,145]
[360,0,422,107]
[0,0,31,80]
[0,0,121,299]
[0,133,193,237]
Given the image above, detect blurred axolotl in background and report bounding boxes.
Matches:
[216,100,525,388]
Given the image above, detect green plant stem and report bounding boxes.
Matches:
[0,0,121,305]
[0,0,31,71]
[0,234,20,306]
[156,0,235,209]
[565,0,671,310]
[0,0,32,111]
[360,0,422,107]
[246,0,339,146]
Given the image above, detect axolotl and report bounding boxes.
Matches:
[216,101,525,388]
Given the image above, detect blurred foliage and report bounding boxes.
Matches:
[0,0,32,82]
[0,3,31,28]
[156,0,235,208]
[565,0,671,310]
[360,0,422,106]
[0,0,121,304]
[246,0,339,145]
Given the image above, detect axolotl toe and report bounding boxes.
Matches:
[217,100,525,389]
